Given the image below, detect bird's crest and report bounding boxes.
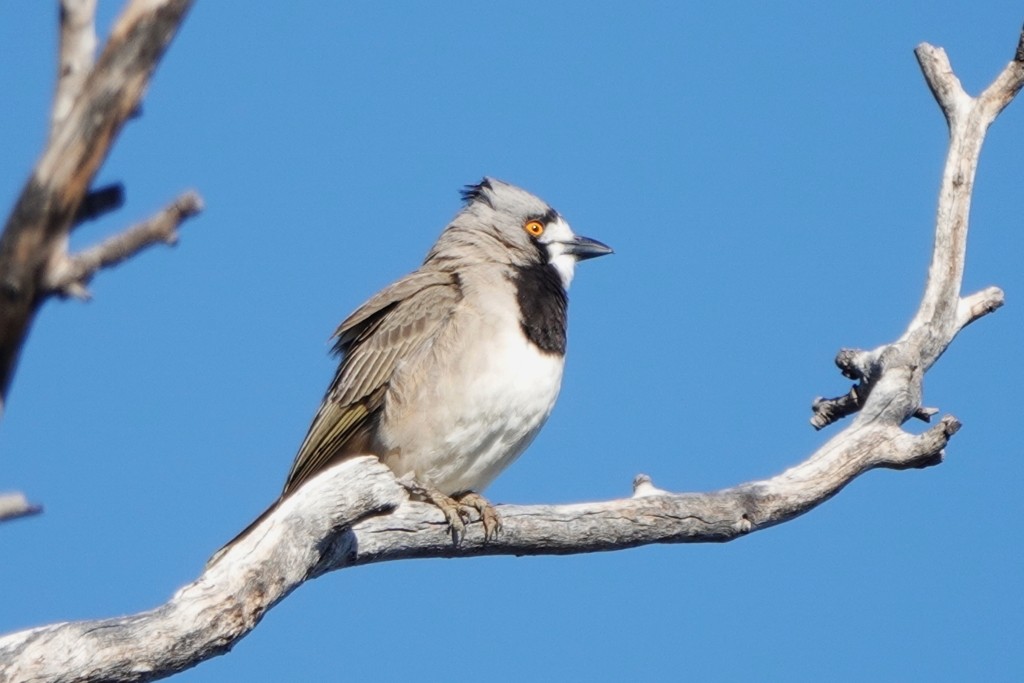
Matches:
[460,178,495,208]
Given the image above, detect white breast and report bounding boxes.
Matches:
[378,288,565,495]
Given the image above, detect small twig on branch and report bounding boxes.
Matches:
[812,384,937,430]
[977,24,1024,118]
[46,191,203,299]
[915,44,970,125]
[811,385,865,430]
[631,473,670,497]
[810,347,884,428]
[0,492,42,523]
[833,347,882,381]
[956,286,1005,330]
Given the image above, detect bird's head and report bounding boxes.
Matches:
[429,177,612,288]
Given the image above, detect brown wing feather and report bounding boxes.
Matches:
[281,269,460,496]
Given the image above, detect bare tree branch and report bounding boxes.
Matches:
[0,0,196,416]
[45,191,203,299]
[0,20,1019,683]
[0,414,962,682]
[336,417,961,565]
[51,0,98,140]
[0,458,406,683]
[811,27,1024,430]
[0,492,43,522]
[956,286,1005,330]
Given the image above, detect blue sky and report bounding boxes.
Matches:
[2,2,1022,681]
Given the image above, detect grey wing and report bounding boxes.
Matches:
[281,269,460,496]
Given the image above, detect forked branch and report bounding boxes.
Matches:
[811,26,1023,429]
[45,191,203,300]
[1,22,1020,683]
[0,0,198,414]
[0,0,199,522]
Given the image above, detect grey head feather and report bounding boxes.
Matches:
[429,177,556,269]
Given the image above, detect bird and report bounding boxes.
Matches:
[209,177,611,564]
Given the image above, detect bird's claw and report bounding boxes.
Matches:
[456,491,503,541]
[432,494,471,545]
[398,478,501,544]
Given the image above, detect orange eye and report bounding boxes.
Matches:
[524,220,545,237]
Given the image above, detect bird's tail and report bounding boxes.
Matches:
[205,497,282,569]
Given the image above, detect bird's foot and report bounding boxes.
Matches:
[455,491,502,542]
[397,478,500,544]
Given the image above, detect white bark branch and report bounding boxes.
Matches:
[810,27,1024,430]
[339,418,961,566]
[0,417,960,682]
[1,21,1019,683]
[956,286,1006,331]
[909,36,1023,350]
[0,458,406,683]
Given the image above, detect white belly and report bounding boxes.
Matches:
[378,311,564,494]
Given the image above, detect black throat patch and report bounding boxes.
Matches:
[514,262,568,355]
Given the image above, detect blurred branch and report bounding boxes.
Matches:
[0,492,42,523]
[51,0,98,141]
[0,0,197,417]
[45,191,203,300]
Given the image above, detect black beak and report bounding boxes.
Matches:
[566,235,613,261]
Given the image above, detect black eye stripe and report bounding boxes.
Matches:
[532,208,558,225]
